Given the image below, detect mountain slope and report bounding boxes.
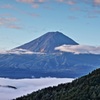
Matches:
[15,31,78,53]
[15,68,100,100]
[0,53,100,78]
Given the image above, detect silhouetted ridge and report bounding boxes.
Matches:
[16,31,78,53]
[16,68,100,100]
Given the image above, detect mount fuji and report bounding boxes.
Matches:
[15,31,78,53]
[0,31,100,78]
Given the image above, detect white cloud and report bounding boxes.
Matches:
[94,0,100,5]
[0,49,33,54]
[56,0,76,5]
[16,0,47,8]
[0,17,17,24]
[0,77,74,100]
[0,48,46,55]
[55,44,100,54]
[0,4,13,9]
[0,17,22,29]
[7,24,22,29]
[16,0,35,3]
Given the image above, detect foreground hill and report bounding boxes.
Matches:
[16,68,100,100]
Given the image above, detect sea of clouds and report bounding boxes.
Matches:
[0,77,74,100]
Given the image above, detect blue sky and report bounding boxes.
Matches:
[0,0,100,50]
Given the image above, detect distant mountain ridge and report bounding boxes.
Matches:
[15,31,78,53]
[0,31,100,78]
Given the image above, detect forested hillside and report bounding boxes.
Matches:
[16,68,100,100]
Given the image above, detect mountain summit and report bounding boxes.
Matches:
[16,31,78,53]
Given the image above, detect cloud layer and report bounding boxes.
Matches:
[0,48,46,55]
[55,45,100,54]
[16,0,47,8]
[1,0,100,28]
[0,77,73,100]
[56,0,100,5]
[0,16,22,29]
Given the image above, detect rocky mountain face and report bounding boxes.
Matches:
[0,31,100,78]
[15,31,78,53]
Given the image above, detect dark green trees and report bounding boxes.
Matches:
[16,68,100,100]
